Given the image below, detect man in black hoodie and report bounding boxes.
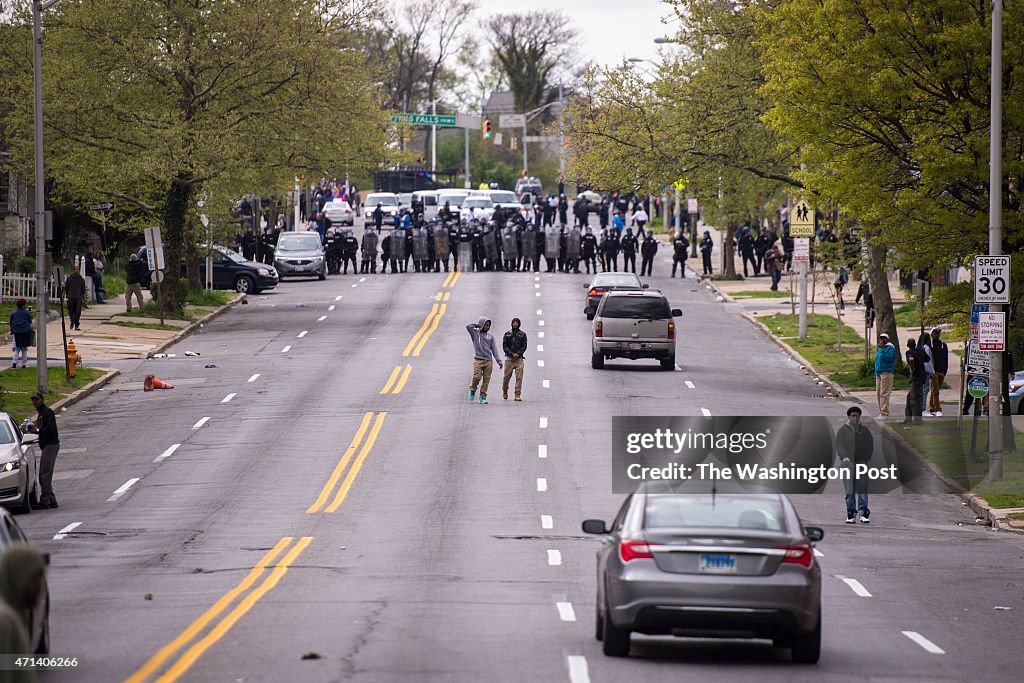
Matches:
[501,318,528,401]
[837,406,874,523]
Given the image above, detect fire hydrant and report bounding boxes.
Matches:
[66,339,82,378]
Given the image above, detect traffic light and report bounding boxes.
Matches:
[483,119,492,140]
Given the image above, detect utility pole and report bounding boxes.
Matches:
[674,186,681,238]
[293,176,300,230]
[987,0,1004,479]
[558,80,565,181]
[32,0,63,394]
[464,125,470,189]
[522,117,528,176]
[431,99,437,173]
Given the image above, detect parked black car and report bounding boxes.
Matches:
[135,245,278,294]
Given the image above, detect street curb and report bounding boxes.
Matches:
[50,368,121,413]
[740,312,848,401]
[699,276,736,303]
[145,294,243,358]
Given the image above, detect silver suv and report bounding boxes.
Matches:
[588,290,681,370]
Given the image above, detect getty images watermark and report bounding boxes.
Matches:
[611,416,953,495]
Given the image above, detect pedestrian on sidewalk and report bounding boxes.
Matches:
[874,333,896,419]
[917,331,934,415]
[29,392,59,508]
[501,318,527,401]
[466,317,503,405]
[928,329,948,416]
[64,266,88,331]
[8,299,32,370]
[738,229,757,277]
[833,265,848,309]
[837,406,874,524]
[91,250,106,304]
[699,231,714,276]
[765,243,783,291]
[125,253,146,312]
[901,338,929,426]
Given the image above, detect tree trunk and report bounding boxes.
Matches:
[160,174,192,315]
[866,240,900,366]
[724,225,736,277]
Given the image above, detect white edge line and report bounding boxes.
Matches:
[902,631,945,654]
[53,521,82,540]
[567,656,590,683]
[556,602,577,622]
[154,443,181,463]
[107,477,140,502]
[540,514,553,529]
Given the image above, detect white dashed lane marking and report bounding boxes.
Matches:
[701,408,712,417]
[547,549,562,565]
[537,360,545,367]
[248,374,260,383]
[297,330,308,338]
[902,631,945,654]
[836,575,872,597]
[537,345,544,352]
[537,478,547,492]
[335,295,343,301]
[328,305,336,311]
[107,478,140,502]
[685,380,695,389]
[539,417,548,429]
[538,332,545,339]
[541,515,553,529]
[567,656,590,683]
[281,345,291,353]
[536,309,542,315]
[154,444,180,463]
[192,417,210,430]
[538,444,548,458]
[53,522,82,540]
[221,393,236,403]
[317,315,327,322]
[543,380,550,389]
[556,602,577,622]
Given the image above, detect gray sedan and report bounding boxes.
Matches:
[274,231,327,280]
[583,489,823,662]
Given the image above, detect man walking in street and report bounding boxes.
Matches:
[501,318,527,401]
[874,332,896,419]
[125,253,146,312]
[466,317,503,405]
[29,392,59,509]
[64,266,88,331]
[837,406,874,524]
[928,328,948,417]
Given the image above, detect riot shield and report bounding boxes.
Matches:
[412,227,429,261]
[566,227,581,259]
[483,228,499,262]
[391,228,406,260]
[501,228,519,260]
[458,240,473,269]
[521,229,536,258]
[361,231,378,255]
[545,225,560,259]
[433,225,450,261]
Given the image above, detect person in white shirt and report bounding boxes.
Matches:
[632,207,649,237]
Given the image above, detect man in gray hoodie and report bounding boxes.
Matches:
[467,317,503,404]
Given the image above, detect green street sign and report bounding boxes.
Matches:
[967,375,989,399]
[389,113,457,127]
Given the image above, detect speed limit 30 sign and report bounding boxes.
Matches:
[975,255,1010,304]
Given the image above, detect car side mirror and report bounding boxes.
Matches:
[582,283,590,289]
[804,526,824,543]
[642,284,650,289]
[582,519,608,535]
[584,306,595,317]
[21,433,39,445]
[671,309,682,317]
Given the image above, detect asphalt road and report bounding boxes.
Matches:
[14,228,1024,683]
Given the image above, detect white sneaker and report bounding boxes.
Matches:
[845,518,856,524]
[934,411,943,417]
[859,517,870,524]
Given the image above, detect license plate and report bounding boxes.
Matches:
[699,553,737,574]
[628,343,643,350]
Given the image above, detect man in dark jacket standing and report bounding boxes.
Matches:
[603,230,620,272]
[928,328,949,416]
[620,228,638,273]
[699,231,714,275]
[902,338,929,425]
[64,266,88,331]
[30,392,60,508]
[501,318,528,401]
[672,232,690,277]
[837,406,874,523]
[125,253,146,312]
[640,232,658,276]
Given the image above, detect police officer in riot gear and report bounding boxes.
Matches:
[672,231,690,277]
[581,227,598,274]
[621,227,639,273]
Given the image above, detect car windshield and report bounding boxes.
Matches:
[369,195,398,207]
[466,198,493,208]
[218,248,247,263]
[418,195,438,206]
[592,274,642,288]
[0,420,15,445]
[599,296,671,319]
[439,194,465,207]
[645,494,786,531]
[277,234,323,252]
[489,191,517,204]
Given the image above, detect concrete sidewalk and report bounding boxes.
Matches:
[696,225,967,416]
[2,291,225,363]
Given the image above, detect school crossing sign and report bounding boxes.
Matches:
[789,200,815,237]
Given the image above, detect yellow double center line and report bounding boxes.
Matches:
[442,269,462,287]
[379,365,413,394]
[125,536,313,683]
[402,301,447,357]
[307,411,388,514]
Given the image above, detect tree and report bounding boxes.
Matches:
[0,0,391,312]
[485,11,579,116]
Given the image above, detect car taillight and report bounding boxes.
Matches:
[668,322,675,340]
[619,539,660,562]
[595,321,603,337]
[780,544,813,568]
[588,288,601,297]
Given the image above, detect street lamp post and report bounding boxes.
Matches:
[32,0,62,395]
[987,0,1005,479]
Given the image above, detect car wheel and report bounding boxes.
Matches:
[13,486,31,514]
[34,596,49,655]
[318,269,327,281]
[660,356,675,370]
[601,595,630,657]
[790,608,821,664]
[234,275,255,293]
[586,313,594,321]
[591,352,604,370]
